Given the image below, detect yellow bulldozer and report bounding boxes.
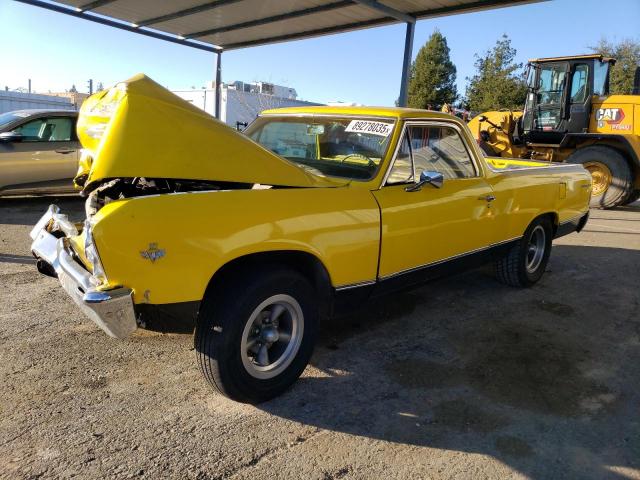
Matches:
[468,54,640,208]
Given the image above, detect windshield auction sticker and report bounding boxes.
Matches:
[345,120,393,137]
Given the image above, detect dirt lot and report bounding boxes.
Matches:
[1,196,639,480]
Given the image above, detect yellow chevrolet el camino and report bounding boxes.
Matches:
[30,75,591,402]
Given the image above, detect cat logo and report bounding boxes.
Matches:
[596,108,625,128]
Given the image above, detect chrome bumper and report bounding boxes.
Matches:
[30,205,137,339]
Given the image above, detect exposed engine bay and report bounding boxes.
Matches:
[84,177,254,216]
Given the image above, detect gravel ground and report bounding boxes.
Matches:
[1,196,639,480]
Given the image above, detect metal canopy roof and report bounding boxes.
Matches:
[17,0,543,114]
[19,0,541,51]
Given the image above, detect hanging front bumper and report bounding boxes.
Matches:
[30,205,137,339]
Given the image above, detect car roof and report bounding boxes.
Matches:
[260,105,457,121]
[6,109,78,116]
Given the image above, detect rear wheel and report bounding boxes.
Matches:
[624,190,640,206]
[567,146,633,209]
[194,266,318,403]
[495,216,553,287]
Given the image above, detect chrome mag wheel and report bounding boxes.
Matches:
[240,294,304,379]
[526,225,546,274]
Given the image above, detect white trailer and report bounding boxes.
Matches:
[172,84,321,129]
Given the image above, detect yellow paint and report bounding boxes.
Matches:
[69,76,591,306]
[590,95,638,136]
[373,178,500,277]
[76,74,343,189]
[468,94,640,192]
[90,187,381,303]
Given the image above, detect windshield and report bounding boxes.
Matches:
[0,111,29,130]
[245,116,395,181]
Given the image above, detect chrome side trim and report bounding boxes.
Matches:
[379,236,521,281]
[485,162,587,175]
[334,280,376,292]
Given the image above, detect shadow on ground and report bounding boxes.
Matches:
[258,245,640,479]
[0,195,85,226]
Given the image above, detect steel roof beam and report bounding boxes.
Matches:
[186,1,354,39]
[398,21,415,107]
[221,17,389,50]
[352,0,415,23]
[135,0,243,28]
[221,0,540,50]
[15,0,222,53]
[78,0,116,12]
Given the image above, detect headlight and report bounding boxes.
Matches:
[85,123,108,139]
[84,220,107,284]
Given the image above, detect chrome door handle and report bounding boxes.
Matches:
[55,148,76,154]
[479,195,496,202]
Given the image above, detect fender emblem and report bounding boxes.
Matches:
[140,243,165,263]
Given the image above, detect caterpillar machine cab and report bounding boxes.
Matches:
[468,54,640,208]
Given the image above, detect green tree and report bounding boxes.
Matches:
[407,30,457,109]
[465,35,527,112]
[590,38,640,95]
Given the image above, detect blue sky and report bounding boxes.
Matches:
[1,0,638,105]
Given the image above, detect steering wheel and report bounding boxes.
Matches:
[341,153,376,169]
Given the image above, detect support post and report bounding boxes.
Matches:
[214,51,222,119]
[398,21,415,107]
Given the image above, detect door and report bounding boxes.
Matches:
[533,63,567,136]
[1,115,78,190]
[565,63,591,134]
[373,122,500,281]
[523,62,570,144]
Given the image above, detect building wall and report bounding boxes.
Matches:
[0,90,75,114]
[46,92,90,108]
[222,88,320,128]
[171,87,321,128]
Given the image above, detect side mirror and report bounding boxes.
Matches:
[405,170,444,192]
[478,115,487,122]
[0,131,23,143]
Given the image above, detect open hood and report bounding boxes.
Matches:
[76,74,341,189]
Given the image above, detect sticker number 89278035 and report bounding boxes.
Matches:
[345,120,394,137]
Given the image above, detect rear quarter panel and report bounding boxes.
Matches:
[485,163,591,238]
[91,186,380,305]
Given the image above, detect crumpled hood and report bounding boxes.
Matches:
[76,74,343,189]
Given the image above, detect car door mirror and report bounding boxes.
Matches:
[0,131,23,143]
[405,170,444,192]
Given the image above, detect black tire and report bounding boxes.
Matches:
[495,216,553,287]
[566,146,633,209]
[624,189,640,206]
[195,266,318,403]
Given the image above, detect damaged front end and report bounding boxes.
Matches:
[30,73,341,339]
[30,205,137,339]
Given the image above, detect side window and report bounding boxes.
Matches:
[14,117,73,142]
[570,64,589,103]
[386,125,476,184]
[386,133,413,184]
[593,61,608,96]
[410,125,476,180]
[538,65,567,106]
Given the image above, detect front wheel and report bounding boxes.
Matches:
[195,266,318,403]
[495,217,553,287]
[566,146,633,209]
